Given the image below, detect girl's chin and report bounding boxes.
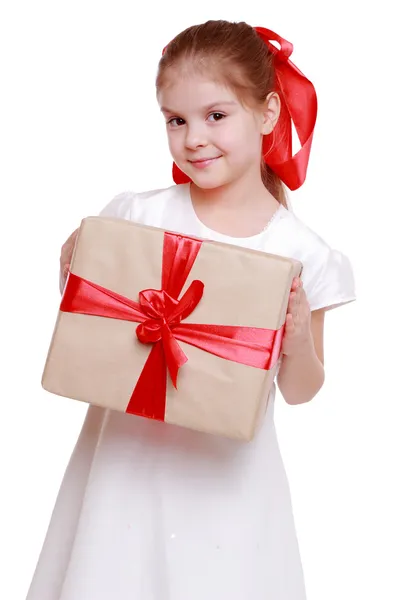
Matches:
[186,167,230,189]
[189,176,227,190]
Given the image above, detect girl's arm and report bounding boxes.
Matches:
[277,309,326,405]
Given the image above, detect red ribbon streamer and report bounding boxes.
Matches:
[255,27,317,191]
[168,27,317,191]
[61,232,283,421]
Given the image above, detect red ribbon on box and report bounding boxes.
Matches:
[61,232,284,421]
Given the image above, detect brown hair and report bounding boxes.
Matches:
[156,20,287,208]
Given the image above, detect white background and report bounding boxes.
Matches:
[0,1,398,599]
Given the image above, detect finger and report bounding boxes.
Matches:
[61,230,79,263]
[292,295,300,318]
[69,228,79,242]
[293,285,302,301]
[293,289,301,311]
[288,301,298,323]
[62,228,79,252]
[287,291,296,313]
[297,287,309,310]
[285,312,295,332]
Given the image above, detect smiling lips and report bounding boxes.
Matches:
[189,156,222,169]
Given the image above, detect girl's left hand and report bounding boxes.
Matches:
[60,228,79,289]
[281,277,312,357]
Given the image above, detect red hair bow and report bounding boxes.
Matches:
[166,27,317,191]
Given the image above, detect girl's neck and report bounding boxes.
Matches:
[189,174,281,238]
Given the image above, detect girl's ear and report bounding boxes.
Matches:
[261,92,281,135]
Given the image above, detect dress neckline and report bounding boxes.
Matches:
[182,183,287,242]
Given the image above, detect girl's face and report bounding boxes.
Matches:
[158,72,273,190]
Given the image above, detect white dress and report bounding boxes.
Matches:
[27,183,356,600]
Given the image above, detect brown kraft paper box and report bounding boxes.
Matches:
[42,216,302,442]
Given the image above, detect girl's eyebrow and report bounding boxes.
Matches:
[160,100,237,114]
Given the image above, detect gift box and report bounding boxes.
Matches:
[42,217,302,441]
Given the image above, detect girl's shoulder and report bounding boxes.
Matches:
[272,208,356,312]
[271,206,330,256]
[98,184,182,223]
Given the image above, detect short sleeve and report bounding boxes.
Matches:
[98,191,136,219]
[303,247,356,312]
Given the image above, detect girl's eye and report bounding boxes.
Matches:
[167,113,225,127]
[208,112,225,122]
[167,117,185,127]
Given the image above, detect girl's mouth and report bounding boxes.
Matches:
[189,156,222,169]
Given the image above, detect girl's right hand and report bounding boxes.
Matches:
[60,228,79,289]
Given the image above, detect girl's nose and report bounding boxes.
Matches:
[185,125,207,150]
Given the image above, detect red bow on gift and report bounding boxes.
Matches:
[61,231,284,422]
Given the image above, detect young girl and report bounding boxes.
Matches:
[27,20,355,600]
